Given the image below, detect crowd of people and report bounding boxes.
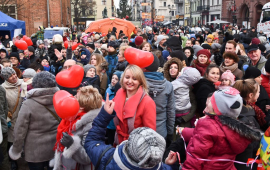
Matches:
[0,23,270,170]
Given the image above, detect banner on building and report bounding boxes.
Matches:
[141,3,151,6]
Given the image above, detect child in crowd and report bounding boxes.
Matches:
[172,67,201,127]
[219,70,235,90]
[40,56,50,72]
[82,64,100,92]
[1,58,12,67]
[21,68,36,100]
[105,71,122,145]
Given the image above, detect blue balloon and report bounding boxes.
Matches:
[243,65,249,71]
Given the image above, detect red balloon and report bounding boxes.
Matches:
[124,48,154,68]
[71,42,78,51]
[22,35,27,40]
[53,90,80,119]
[56,65,84,88]
[14,40,28,50]
[126,15,129,19]
[64,41,68,49]
[24,37,33,46]
[102,33,106,37]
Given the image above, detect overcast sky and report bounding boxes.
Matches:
[114,0,119,9]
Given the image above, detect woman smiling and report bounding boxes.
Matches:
[219,52,243,79]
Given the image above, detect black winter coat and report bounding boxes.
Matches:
[48,44,63,62]
[193,78,216,117]
[81,76,100,92]
[256,85,270,130]
[114,60,128,72]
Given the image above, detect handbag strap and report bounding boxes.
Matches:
[11,86,21,114]
[32,99,61,123]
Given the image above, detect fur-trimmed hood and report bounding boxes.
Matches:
[163,58,183,82]
[217,115,262,142]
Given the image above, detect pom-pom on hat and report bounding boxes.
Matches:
[221,70,235,85]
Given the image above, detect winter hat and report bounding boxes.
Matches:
[197,49,211,59]
[243,37,252,45]
[211,43,221,50]
[162,50,170,59]
[86,43,95,50]
[41,56,49,62]
[145,54,160,72]
[247,44,259,53]
[193,45,203,56]
[164,36,182,50]
[169,30,174,34]
[252,38,260,45]
[223,52,239,63]
[53,34,63,44]
[178,67,201,86]
[28,46,35,53]
[258,36,267,44]
[125,127,166,168]
[207,34,214,40]
[210,87,243,118]
[170,50,186,61]
[9,52,20,62]
[1,67,16,80]
[155,35,166,46]
[201,43,212,50]
[22,68,36,78]
[107,41,119,50]
[265,58,270,73]
[36,40,44,46]
[100,44,107,51]
[113,71,122,80]
[32,71,56,88]
[83,64,96,75]
[146,26,152,32]
[243,67,261,79]
[221,70,235,85]
[135,36,143,46]
[258,44,266,53]
[94,34,100,40]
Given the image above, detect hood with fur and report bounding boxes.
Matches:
[163,58,183,82]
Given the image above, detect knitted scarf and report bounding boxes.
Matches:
[21,78,33,98]
[54,112,85,152]
[246,101,266,126]
[192,59,210,76]
[219,62,238,73]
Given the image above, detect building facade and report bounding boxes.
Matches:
[95,0,115,20]
[155,0,176,22]
[174,0,184,25]
[222,0,268,28]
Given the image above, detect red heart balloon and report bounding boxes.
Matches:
[56,65,84,88]
[71,42,78,51]
[64,41,68,49]
[15,40,28,50]
[102,33,106,37]
[22,35,27,40]
[124,47,154,68]
[53,90,80,119]
[24,37,33,46]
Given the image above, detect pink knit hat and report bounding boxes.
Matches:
[221,70,235,85]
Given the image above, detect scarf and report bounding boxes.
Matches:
[219,62,238,73]
[54,112,86,152]
[43,65,50,72]
[192,59,210,76]
[246,101,266,127]
[21,78,33,98]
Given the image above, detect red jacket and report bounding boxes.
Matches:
[113,86,156,144]
[182,116,251,170]
[261,74,270,99]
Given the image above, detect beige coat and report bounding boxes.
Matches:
[1,79,23,142]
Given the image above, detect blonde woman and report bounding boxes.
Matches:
[89,53,108,96]
[51,85,103,170]
[113,65,156,144]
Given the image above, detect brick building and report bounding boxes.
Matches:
[15,0,71,36]
[221,0,267,28]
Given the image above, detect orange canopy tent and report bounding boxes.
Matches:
[85,18,136,39]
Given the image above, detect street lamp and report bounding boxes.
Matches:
[168,4,172,22]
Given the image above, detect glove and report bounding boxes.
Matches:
[60,132,74,148]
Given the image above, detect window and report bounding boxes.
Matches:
[2,5,16,19]
[102,0,106,5]
[164,2,166,7]
[172,11,174,16]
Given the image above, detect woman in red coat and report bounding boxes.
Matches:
[178,88,261,170]
[113,65,156,145]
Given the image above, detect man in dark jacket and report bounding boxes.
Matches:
[165,36,188,65]
[240,28,249,43]
[248,27,258,39]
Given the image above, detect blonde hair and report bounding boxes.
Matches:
[237,43,247,56]
[120,65,148,93]
[90,53,104,67]
[77,86,102,112]
[233,79,259,100]
[119,45,130,58]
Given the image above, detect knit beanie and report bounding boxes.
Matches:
[28,46,35,53]
[86,43,95,50]
[201,44,212,50]
[221,70,235,85]
[135,36,143,46]
[162,50,170,59]
[36,40,44,46]
[197,49,211,59]
[265,58,270,73]
[165,36,182,50]
[243,67,261,79]
[125,127,166,168]
[210,88,242,119]
[1,67,16,80]
[252,38,260,45]
[100,44,107,51]
[193,45,203,56]
[145,54,160,72]
[107,41,119,50]
[207,34,214,40]
[258,36,267,44]
[169,30,174,34]
[23,68,36,78]
[9,52,20,62]
[258,44,266,53]
[83,64,96,75]
[113,71,122,80]
[155,35,166,46]
[94,34,100,40]
[32,71,57,88]
[211,43,221,50]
